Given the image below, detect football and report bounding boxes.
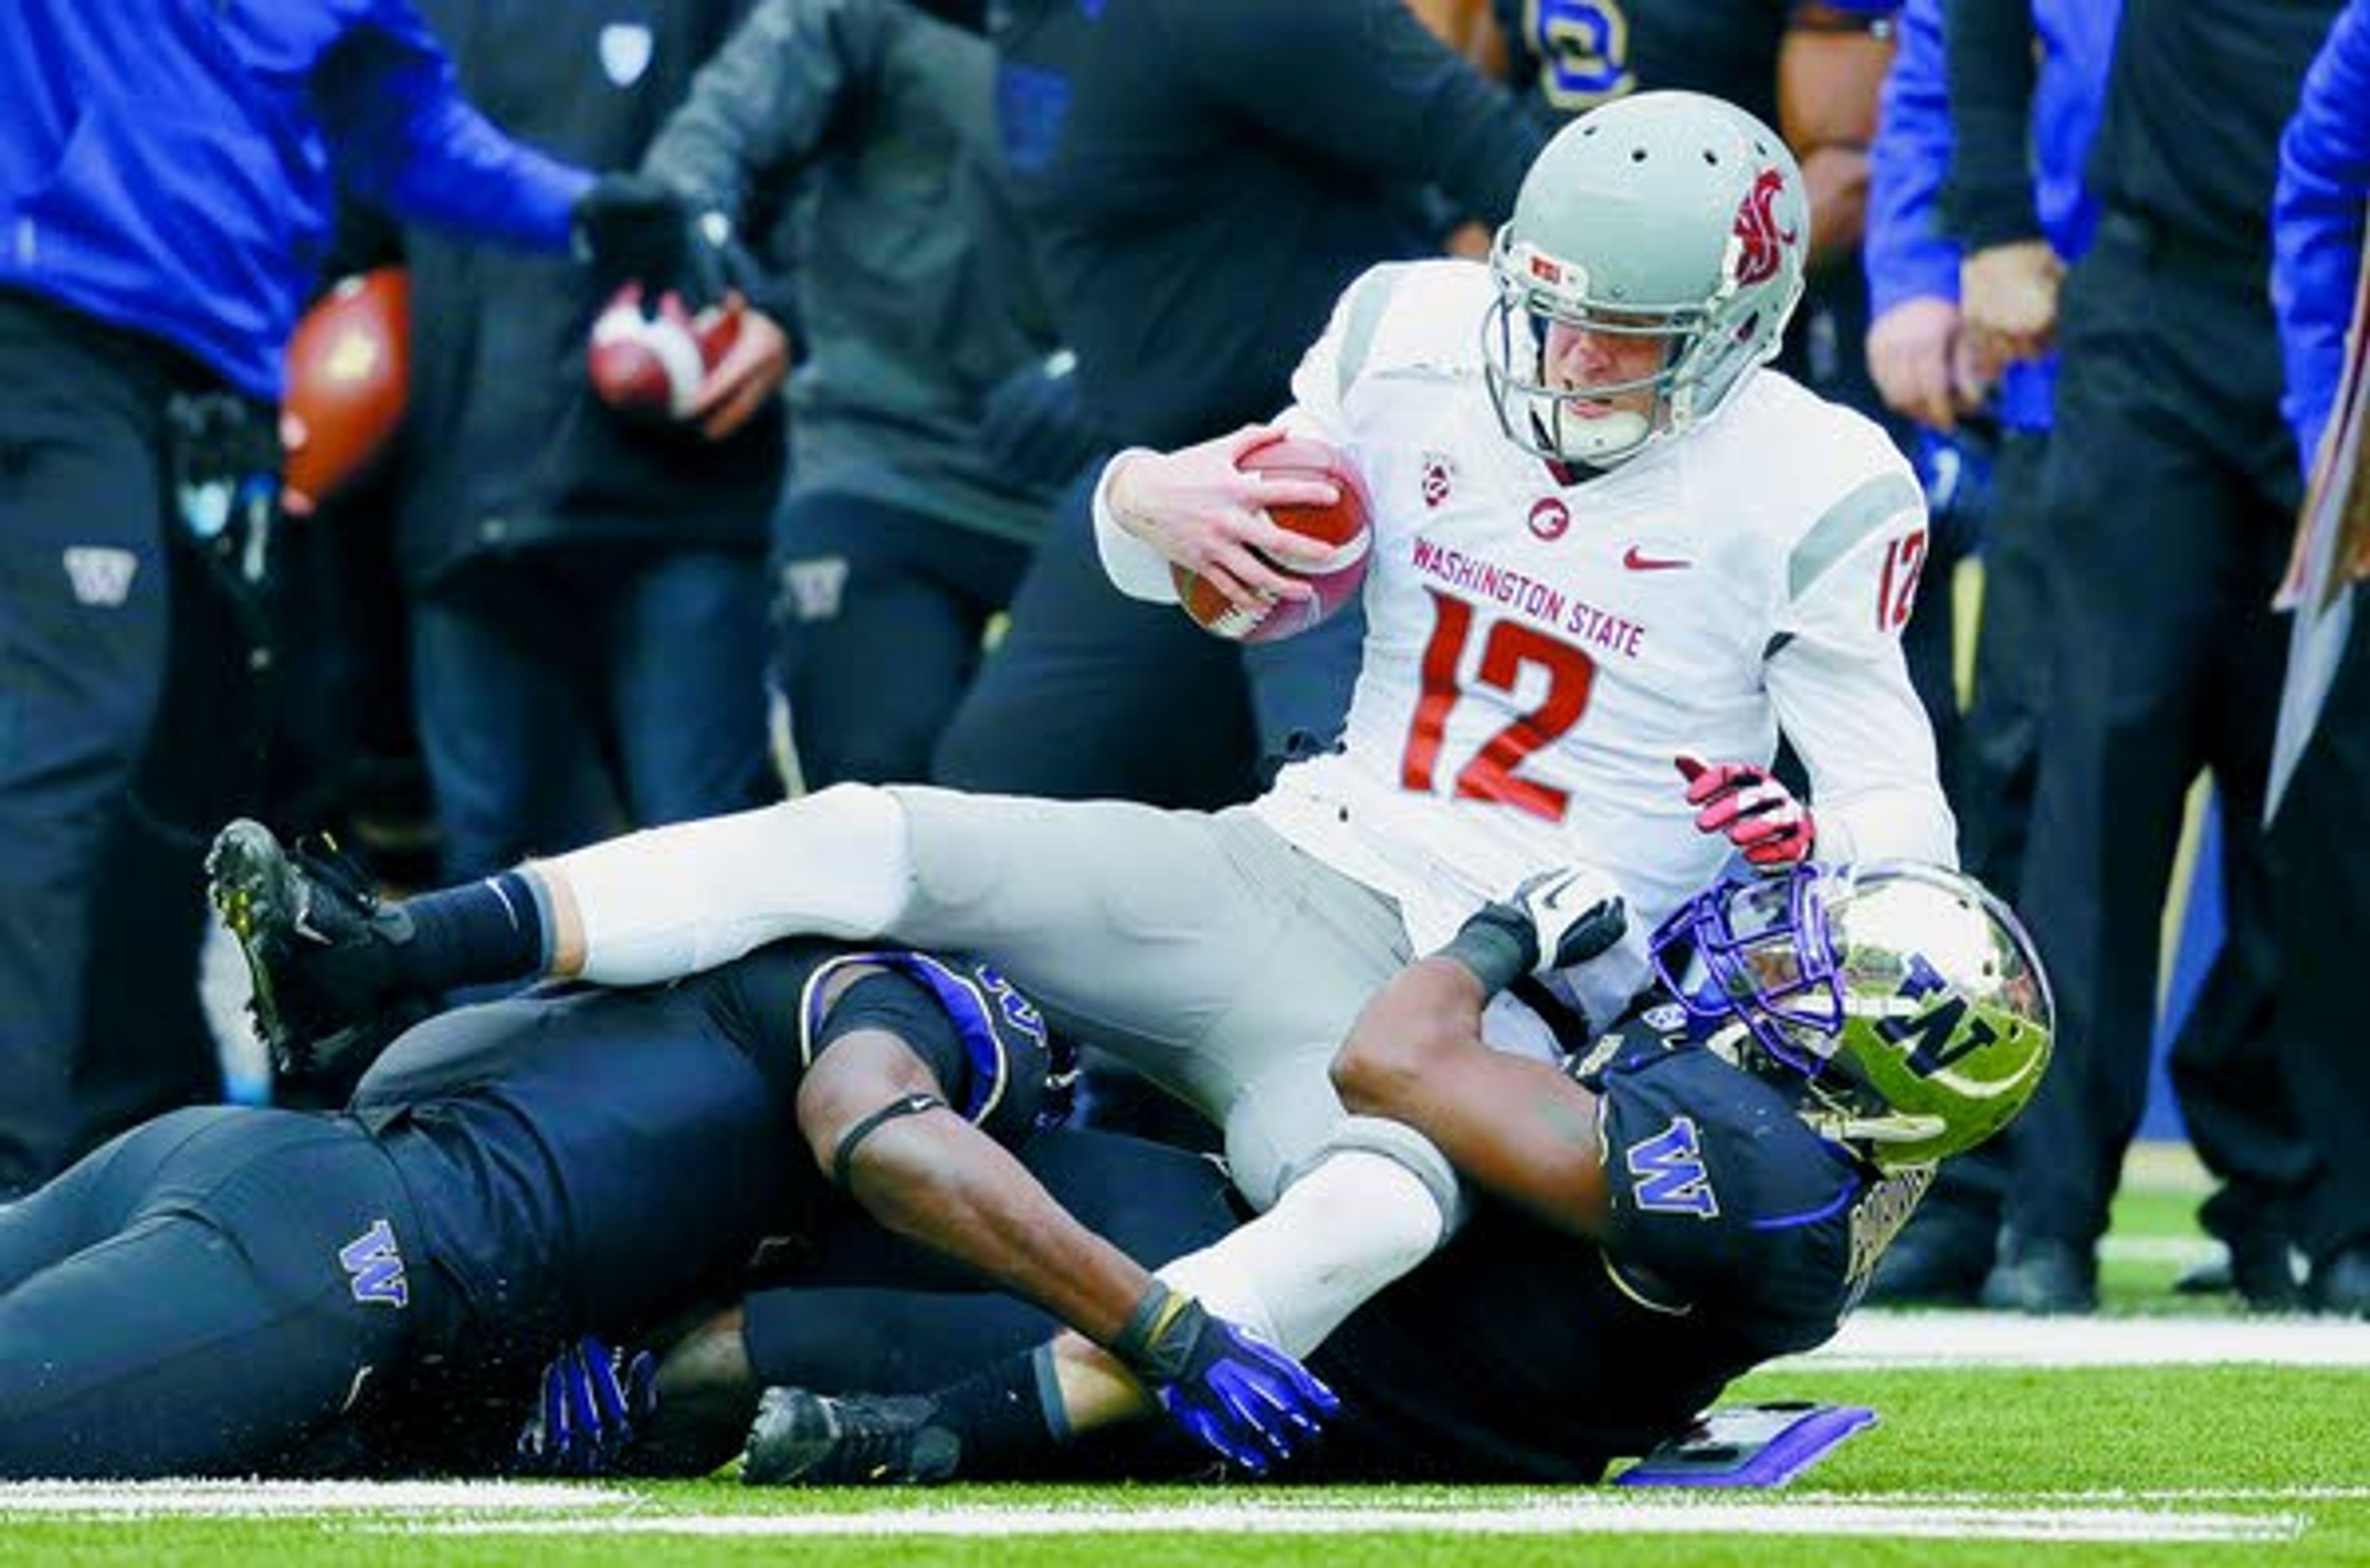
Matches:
[1173,437,1373,644]
[281,267,409,513]
[585,284,741,423]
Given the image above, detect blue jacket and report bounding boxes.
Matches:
[2274,0,2370,471]
[1865,0,2116,432]
[0,0,592,399]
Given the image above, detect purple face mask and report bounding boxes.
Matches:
[1648,864,1847,1077]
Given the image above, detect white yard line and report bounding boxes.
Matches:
[385,1498,2301,1545]
[2,1480,2347,1547]
[1794,1311,2370,1369]
[0,1479,630,1516]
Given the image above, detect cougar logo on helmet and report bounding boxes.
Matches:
[1481,93,1810,468]
[1730,169,1798,288]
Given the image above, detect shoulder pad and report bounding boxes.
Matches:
[802,950,1075,1142]
[1333,259,1491,400]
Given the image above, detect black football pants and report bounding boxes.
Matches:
[0,1106,439,1479]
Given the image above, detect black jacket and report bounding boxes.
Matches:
[990,0,1542,447]
[395,0,786,591]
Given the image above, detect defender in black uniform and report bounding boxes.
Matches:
[0,836,1322,1480]
[562,861,2050,1485]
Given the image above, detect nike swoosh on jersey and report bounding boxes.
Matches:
[1622,546,1692,572]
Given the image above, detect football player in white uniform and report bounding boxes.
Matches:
[208,92,1953,1469]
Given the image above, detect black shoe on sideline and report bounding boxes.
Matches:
[2310,1244,2370,1319]
[1980,1235,2098,1315]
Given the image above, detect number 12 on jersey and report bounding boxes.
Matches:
[1401,588,1597,824]
[1877,528,1928,633]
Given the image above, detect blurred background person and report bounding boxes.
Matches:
[1969,0,2342,1314]
[389,0,789,889]
[2269,0,2370,1317]
[1854,0,2113,1304]
[0,1,680,1197]
[642,0,1083,794]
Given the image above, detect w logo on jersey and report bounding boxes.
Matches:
[1625,1116,1719,1219]
[1730,168,1798,287]
[338,1219,410,1309]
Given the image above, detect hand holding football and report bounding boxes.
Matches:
[586,284,742,424]
[1172,437,1373,644]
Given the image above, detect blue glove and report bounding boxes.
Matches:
[975,349,1114,493]
[515,1335,657,1477]
[1112,1282,1339,1474]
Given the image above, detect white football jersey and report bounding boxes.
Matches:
[1099,259,1955,1027]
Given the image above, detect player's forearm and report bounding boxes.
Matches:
[1814,781,1960,869]
[1332,955,1491,1114]
[847,1117,1155,1346]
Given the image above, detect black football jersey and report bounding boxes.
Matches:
[1307,1006,1929,1482]
[346,939,1063,1356]
[1492,0,1786,128]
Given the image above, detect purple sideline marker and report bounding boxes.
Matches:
[1613,1402,1879,1488]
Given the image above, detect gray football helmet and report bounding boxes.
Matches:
[1650,861,2055,1170]
[1482,91,1810,467]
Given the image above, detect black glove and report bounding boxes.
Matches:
[975,349,1114,493]
[1111,1282,1337,1475]
[572,174,696,296]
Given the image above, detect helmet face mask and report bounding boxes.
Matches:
[1650,862,2055,1170]
[1482,92,1809,469]
[1481,241,1696,465]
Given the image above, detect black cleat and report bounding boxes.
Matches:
[741,1389,960,1487]
[206,818,421,1080]
[1979,1235,2098,1315]
[2309,1245,2370,1319]
[2179,1232,2306,1313]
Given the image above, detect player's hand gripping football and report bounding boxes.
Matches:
[1112,1281,1339,1475]
[1678,755,1816,869]
[1105,425,1342,615]
[515,1336,658,1477]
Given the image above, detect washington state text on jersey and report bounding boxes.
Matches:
[1407,536,1649,658]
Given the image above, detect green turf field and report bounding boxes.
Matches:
[7,1146,2366,1568]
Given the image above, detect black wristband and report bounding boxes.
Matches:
[1110,1280,1204,1385]
[1435,905,1538,993]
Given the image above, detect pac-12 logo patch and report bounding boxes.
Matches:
[1625,1116,1719,1218]
[1420,451,1455,509]
[1528,497,1571,541]
[339,1219,410,1308]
